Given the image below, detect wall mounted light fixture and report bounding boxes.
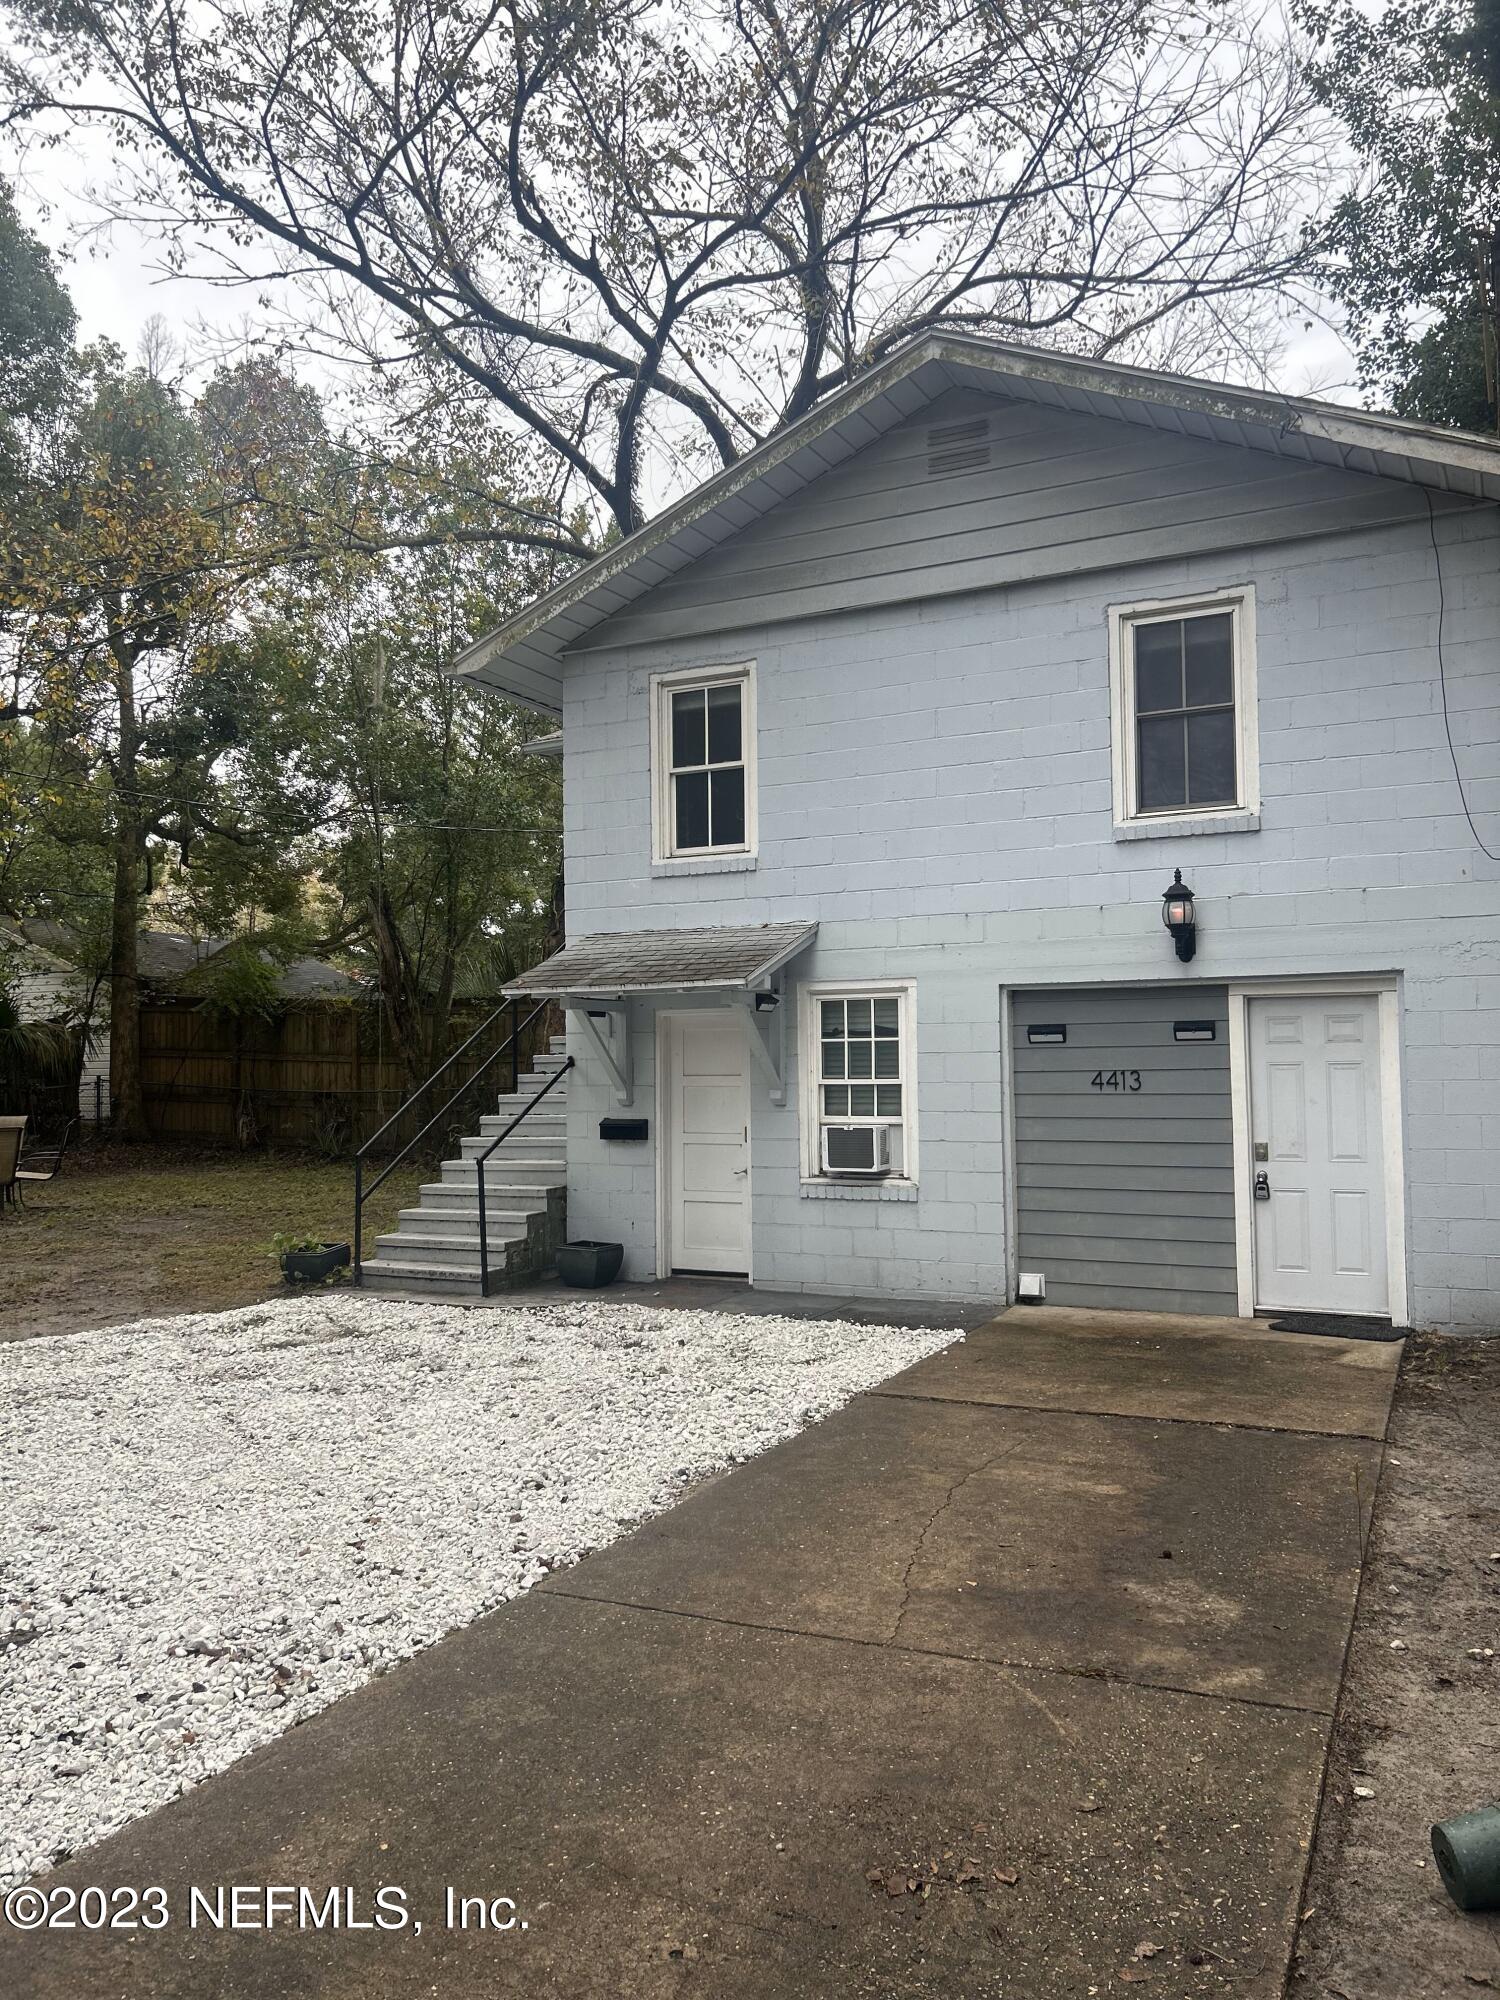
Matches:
[1162,870,1197,963]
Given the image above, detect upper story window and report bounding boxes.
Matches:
[1108,588,1259,833]
[651,662,756,863]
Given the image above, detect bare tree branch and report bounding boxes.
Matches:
[4,0,1336,538]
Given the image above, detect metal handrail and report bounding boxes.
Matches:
[352,998,550,1280]
[358,997,516,1162]
[475,1054,574,1295]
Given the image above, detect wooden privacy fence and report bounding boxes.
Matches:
[137,998,555,1153]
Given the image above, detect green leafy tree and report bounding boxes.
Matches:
[1303,0,1500,428]
[1,355,317,1134]
[4,299,562,1126]
[0,176,76,500]
[261,537,561,1086]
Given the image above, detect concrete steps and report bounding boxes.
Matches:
[362,1035,569,1296]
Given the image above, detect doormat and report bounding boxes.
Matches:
[1266,1312,1410,1343]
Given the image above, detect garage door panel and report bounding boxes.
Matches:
[1014,1110,1234,1137]
[1017,988,1228,1021]
[1037,1256,1237,1298]
[1016,1161,1235,1197]
[1012,986,1236,1314]
[1024,1176,1248,1208]
[1016,1138,1234,1170]
[1011,1040,1228,1069]
[1044,1275,1243,1315]
[1022,1230,1237,1269]
[1020,1196,1238,1235]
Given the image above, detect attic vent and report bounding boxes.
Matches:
[926,415,991,477]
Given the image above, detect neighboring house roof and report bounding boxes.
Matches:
[24,924,222,984]
[250,954,366,1000]
[182,942,366,1001]
[139,930,221,983]
[13,920,362,1001]
[517,729,564,759]
[12,917,83,969]
[0,922,84,1029]
[505,921,818,997]
[0,921,72,975]
[454,331,1500,717]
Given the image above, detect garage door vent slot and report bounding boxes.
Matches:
[1027,1023,1067,1045]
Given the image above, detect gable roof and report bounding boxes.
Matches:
[452,332,1500,718]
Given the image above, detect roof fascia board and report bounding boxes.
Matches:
[934,332,1500,481]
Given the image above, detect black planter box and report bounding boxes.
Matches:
[556,1240,624,1288]
[281,1242,351,1284]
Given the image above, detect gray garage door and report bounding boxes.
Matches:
[1011,986,1237,1315]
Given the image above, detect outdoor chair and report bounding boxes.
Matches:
[0,1116,27,1212]
[16,1118,75,1206]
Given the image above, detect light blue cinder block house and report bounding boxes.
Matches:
[441,335,1500,1333]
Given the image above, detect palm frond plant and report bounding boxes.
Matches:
[0,987,81,1113]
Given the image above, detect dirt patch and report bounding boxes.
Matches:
[0,1145,423,1341]
[1292,1334,1500,1999]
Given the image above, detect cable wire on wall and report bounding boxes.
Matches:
[1424,487,1500,863]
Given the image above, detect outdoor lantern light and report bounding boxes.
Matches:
[1162,870,1197,963]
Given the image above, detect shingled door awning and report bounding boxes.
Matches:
[503,921,818,999]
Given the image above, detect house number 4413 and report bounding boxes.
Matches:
[1090,1069,1143,1092]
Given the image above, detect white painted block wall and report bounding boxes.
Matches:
[561,510,1500,1331]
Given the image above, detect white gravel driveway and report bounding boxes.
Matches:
[0,1294,955,1889]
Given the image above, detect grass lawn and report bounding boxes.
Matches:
[0,1144,424,1341]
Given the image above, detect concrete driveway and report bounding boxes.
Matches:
[2,1305,1400,2000]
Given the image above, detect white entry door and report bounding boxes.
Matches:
[664,1011,750,1275]
[1248,995,1388,1315]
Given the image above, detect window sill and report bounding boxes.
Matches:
[1113,809,1260,843]
[800,1178,918,1203]
[651,852,759,878]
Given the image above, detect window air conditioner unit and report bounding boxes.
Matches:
[822,1124,892,1178]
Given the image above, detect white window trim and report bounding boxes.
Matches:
[649,660,757,864]
[1107,585,1259,836]
[797,979,918,1186]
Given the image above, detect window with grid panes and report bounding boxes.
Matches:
[817,993,907,1173]
[666,677,746,852]
[1130,609,1238,813]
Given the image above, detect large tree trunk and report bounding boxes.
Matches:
[368,883,428,1090]
[108,637,149,1139]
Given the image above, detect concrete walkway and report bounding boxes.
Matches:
[3,1305,1401,2000]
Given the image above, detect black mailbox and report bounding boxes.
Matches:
[599,1118,649,1142]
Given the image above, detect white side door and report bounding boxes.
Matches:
[664,1011,750,1275]
[1248,995,1388,1315]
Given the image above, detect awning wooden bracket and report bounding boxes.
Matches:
[730,982,787,1105]
[568,1001,633,1106]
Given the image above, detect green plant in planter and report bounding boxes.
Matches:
[271,1232,352,1285]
